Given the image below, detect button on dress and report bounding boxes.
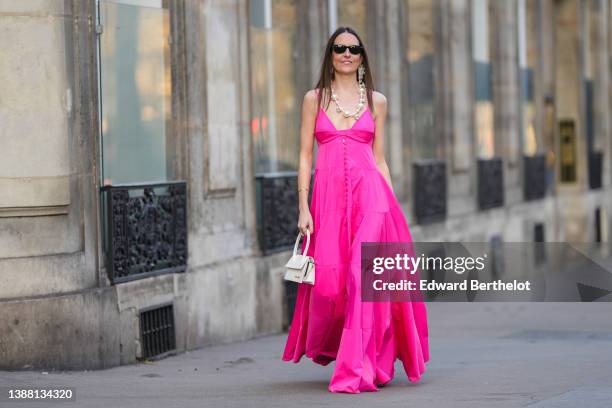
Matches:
[282,99,430,394]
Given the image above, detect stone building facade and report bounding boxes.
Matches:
[1,0,610,370]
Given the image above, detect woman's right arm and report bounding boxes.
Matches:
[296,90,317,234]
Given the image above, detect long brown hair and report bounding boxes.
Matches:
[315,27,375,116]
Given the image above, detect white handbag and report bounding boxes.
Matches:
[284,230,315,285]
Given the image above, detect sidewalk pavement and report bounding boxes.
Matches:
[1,302,611,408]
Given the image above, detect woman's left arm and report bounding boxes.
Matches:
[371,92,394,193]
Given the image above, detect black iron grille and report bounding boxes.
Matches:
[140,303,176,359]
[101,181,188,284]
[413,159,447,224]
[284,280,299,330]
[523,154,546,201]
[477,158,504,210]
[255,171,313,254]
[595,207,602,243]
[589,151,603,190]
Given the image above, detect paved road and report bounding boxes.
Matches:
[1,303,611,407]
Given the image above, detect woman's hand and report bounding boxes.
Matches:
[297,208,314,235]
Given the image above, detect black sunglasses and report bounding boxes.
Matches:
[332,44,364,55]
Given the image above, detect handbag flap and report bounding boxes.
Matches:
[285,254,308,269]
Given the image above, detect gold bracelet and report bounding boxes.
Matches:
[298,187,309,192]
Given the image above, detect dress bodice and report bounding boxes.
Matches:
[314,106,376,145]
[314,106,377,171]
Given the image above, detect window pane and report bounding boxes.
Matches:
[518,0,538,155]
[100,0,172,185]
[584,0,597,81]
[249,0,299,174]
[405,0,440,160]
[472,0,495,159]
[585,0,599,152]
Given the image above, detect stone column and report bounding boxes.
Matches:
[444,0,477,216]
[383,0,406,201]
[0,0,100,298]
[554,0,590,241]
[491,0,521,204]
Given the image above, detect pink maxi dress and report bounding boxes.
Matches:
[282,98,430,393]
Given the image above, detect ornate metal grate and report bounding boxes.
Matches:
[595,207,603,243]
[477,158,504,210]
[284,281,299,330]
[413,159,447,224]
[102,181,187,284]
[588,151,603,190]
[140,303,176,359]
[255,172,313,254]
[523,154,546,201]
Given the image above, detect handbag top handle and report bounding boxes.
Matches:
[292,230,310,257]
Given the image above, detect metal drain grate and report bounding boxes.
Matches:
[140,303,176,359]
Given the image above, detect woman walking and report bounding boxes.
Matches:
[282,26,430,394]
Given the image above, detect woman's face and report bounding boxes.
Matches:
[331,33,362,77]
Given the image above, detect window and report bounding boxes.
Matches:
[98,0,173,185]
[584,0,598,154]
[471,0,495,159]
[97,0,187,281]
[584,0,603,189]
[518,0,540,156]
[405,0,441,160]
[249,0,299,174]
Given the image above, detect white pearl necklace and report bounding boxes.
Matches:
[331,83,366,119]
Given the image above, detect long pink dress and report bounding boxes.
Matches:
[282,99,430,394]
